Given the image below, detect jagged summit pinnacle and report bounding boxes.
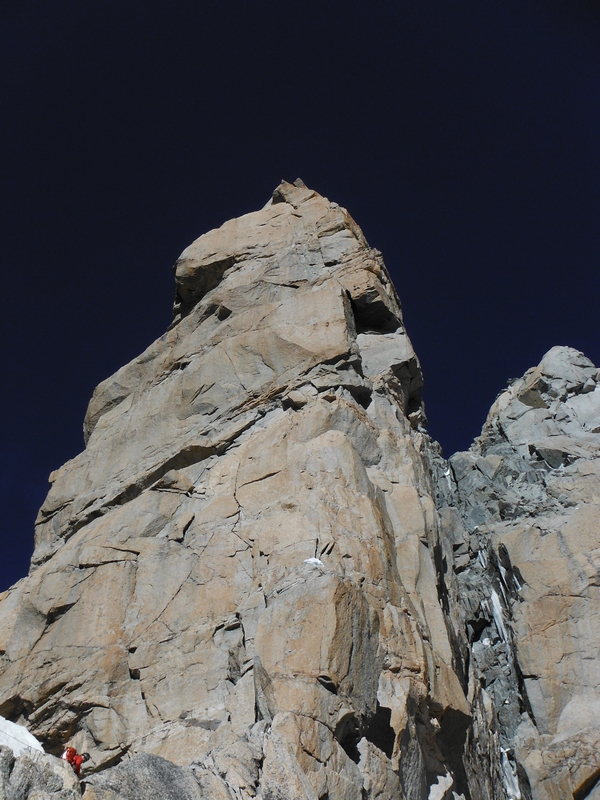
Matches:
[172,179,379,321]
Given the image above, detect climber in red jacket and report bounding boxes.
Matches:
[61,747,90,777]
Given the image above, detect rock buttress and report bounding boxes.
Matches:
[0,182,597,800]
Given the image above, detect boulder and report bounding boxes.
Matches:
[0,745,81,800]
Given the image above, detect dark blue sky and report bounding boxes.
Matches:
[2,0,599,590]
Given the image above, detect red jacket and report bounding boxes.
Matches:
[71,754,85,776]
[61,747,86,776]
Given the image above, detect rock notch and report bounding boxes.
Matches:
[0,181,598,800]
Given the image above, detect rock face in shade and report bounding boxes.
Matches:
[0,180,598,800]
[447,345,600,800]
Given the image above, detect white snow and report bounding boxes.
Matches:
[303,557,324,567]
[0,715,44,757]
[490,587,509,644]
[501,749,522,800]
[428,773,454,800]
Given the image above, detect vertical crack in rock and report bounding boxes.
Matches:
[0,183,598,800]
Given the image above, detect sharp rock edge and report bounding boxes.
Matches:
[0,181,598,800]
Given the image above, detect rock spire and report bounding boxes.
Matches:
[0,181,598,800]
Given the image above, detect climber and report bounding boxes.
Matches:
[71,751,90,776]
[61,746,90,777]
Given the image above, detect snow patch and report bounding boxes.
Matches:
[0,715,44,757]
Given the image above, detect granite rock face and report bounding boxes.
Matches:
[0,181,598,800]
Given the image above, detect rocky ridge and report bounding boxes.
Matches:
[0,181,598,800]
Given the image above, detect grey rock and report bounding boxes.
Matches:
[0,747,80,800]
[446,345,600,799]
[82,754,203,800]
